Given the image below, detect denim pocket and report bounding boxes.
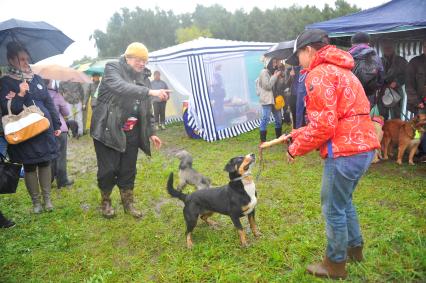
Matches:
[335,152,373,181]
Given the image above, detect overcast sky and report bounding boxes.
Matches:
[0,0,389,65]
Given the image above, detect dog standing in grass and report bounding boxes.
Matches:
[167,153,260,248]
[382,115,426,165]
[175,150,211,191]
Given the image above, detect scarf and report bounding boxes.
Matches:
[6,65,34,81]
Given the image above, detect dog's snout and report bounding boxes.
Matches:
[250,153,256,160]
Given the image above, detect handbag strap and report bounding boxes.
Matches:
[7,99,12,115]
[6,97,33,115]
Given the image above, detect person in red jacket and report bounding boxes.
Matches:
[276,29,380,279]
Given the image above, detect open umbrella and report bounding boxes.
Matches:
[31,64,92,83]
[84,58,118,75]
[0,18,74,65]
[264,40,295,60]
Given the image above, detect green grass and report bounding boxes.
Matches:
[1,123,425,282]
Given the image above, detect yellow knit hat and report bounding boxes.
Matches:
[125,42,149,61]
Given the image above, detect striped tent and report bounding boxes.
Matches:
[149,38,273,142]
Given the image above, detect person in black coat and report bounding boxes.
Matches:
[0,104,15,228]
[90,42,169,218]
[0,42,61,214]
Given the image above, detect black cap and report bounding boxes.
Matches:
[351,32,370,45]
[286,29,329,66]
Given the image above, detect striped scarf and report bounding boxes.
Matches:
[6,65,34,81]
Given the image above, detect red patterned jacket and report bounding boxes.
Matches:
[288,45,380,158]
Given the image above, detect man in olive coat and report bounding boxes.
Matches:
[91,42,170,218]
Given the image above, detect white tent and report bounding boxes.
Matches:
[148,37,273,141]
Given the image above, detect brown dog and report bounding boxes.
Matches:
[382,115,426,165]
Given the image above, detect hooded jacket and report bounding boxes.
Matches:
[90,56,154,155]
[349,43,385,94]
[288,45,380,158]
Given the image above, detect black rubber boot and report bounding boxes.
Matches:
[260,131,267,143]
[0,212,15,228]
[275,127,282,139]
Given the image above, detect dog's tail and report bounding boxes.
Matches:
[167,173,187,202]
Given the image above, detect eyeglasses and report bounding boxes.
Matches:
[127,57,147,64]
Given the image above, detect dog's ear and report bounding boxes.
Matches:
[224,160,237,173]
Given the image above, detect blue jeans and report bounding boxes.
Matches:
[321,150,374,262]
[260,104,282,131]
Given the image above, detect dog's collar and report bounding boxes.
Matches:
[231,173,252,182]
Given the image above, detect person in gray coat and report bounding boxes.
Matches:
[90,42,170,219]
[257,56,285,144]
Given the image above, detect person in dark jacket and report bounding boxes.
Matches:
[0,106,15,228]
[380,40,408,119]
[348,32,384,106]
[151,71,169,130]
[406,39,426,161]
[90,42,169,219]
[0,42,61,214]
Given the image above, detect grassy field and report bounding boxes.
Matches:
[0,123,425,282]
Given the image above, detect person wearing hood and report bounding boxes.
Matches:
[348,32,384,105]
[266,29,380,280]
[90,42,170,219]
[257,56,285,144]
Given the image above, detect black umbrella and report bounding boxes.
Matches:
[264,40,295,60]
[0,18,74,65]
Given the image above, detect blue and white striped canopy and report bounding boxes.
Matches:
[150,38,274,142]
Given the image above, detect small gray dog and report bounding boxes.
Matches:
[175,150,211,191]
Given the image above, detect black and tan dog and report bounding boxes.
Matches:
[167,153,260,248]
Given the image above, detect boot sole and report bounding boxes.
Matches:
[307,270,347,280]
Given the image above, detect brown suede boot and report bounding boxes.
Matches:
[119,189,143,218]
[306,256,347,280]
[100,190,115,219]
[347,246,363,263]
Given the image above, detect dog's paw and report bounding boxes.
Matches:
[396,160,403,165]
[240,242,250,248]
[409,161,415,166]
[382,156,389,160]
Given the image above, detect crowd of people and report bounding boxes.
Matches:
[0,42,170,225]
[258,29,425,279]
[0,28,425,280]
[258,33,426,163]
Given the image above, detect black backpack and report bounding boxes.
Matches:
[352,50,380,96]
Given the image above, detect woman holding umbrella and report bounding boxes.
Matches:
[0,41,61,213]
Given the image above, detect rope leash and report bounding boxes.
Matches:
[255,135,292,182]
[255,147,265,182]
